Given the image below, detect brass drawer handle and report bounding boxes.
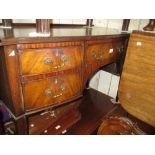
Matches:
[53,93,63,98]
[61,55,69,62]
[44,57,53,65]
[59,85,66,91]
[50,111,56,118]
[55,125,61,130]
[62,130,67,134]
[92,51,97,58]
[53,63,65,69]
[45,89,52,96]
[117,46,124,53]
[92,50,103,60]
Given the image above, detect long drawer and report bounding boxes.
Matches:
[22,72,82,111]
[42,110,81,135]
[18,46,83,75]
[28,101,80,135]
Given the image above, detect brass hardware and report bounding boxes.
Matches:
[92,50,103,60]
[53,93,63,98]
[60,85,66,91]
[45,89,52,96]
[55,125,61,130]
[92,51,97,58]
[117,46,124,53]
[44,57,52,65]
[50,110,56,117]
[40,110,49,115]
[53,78,58,84]
[62,130,67,134]
[53,63,65,69]
[61,55,69,62]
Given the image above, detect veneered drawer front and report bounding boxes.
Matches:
[19,46,83,75]
[86,41,124,64]
[28,101,80,135]
[23,72,82,111]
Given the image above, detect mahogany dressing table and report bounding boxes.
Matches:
[0,27,130,134]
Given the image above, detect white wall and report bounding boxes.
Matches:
[52,19,87,24]
[12,19,36,23]
[93,19,149,32]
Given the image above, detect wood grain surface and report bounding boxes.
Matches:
[118,32,155,127]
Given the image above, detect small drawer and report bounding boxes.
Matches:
[86,41,124,64]
[23,72,82,111]
[28,101,80,135]
[19,46,83,75]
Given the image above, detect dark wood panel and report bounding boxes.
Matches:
[2,46,24,116]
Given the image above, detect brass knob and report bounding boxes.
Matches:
[60,85,66,91]
[61,55,69,62]
[50,111,56,117]
[45,89,52,96]
[92,51,97,58]
[53,93,63,98]
[117,47,122,53]
[44,57,52,65]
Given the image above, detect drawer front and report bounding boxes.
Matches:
[19,46,83,75]
[86,41,124,64]
[42,110,81,135]
[23,72,82,111]
[28,101,79,135]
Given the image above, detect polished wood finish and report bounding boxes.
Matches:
[19,46,83,75]
[118,31,155,128]
[2,46,24,116]
[43,110,81,135]
[0,27,129,134]
[67,89,155,135]
[23,72,82,111]
[28,101,80,134]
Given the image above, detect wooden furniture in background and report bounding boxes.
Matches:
[122,19,130,31]
[0,19,90,28]
[143,19,155,31]
[119,31,155,128]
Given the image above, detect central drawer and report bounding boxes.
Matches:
[28,101,80,135]
[22,72,82,111]
[19,46,83,75]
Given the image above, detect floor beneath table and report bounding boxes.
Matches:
[67,88,155,135]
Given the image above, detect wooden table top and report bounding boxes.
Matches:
[0,27,129,45]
